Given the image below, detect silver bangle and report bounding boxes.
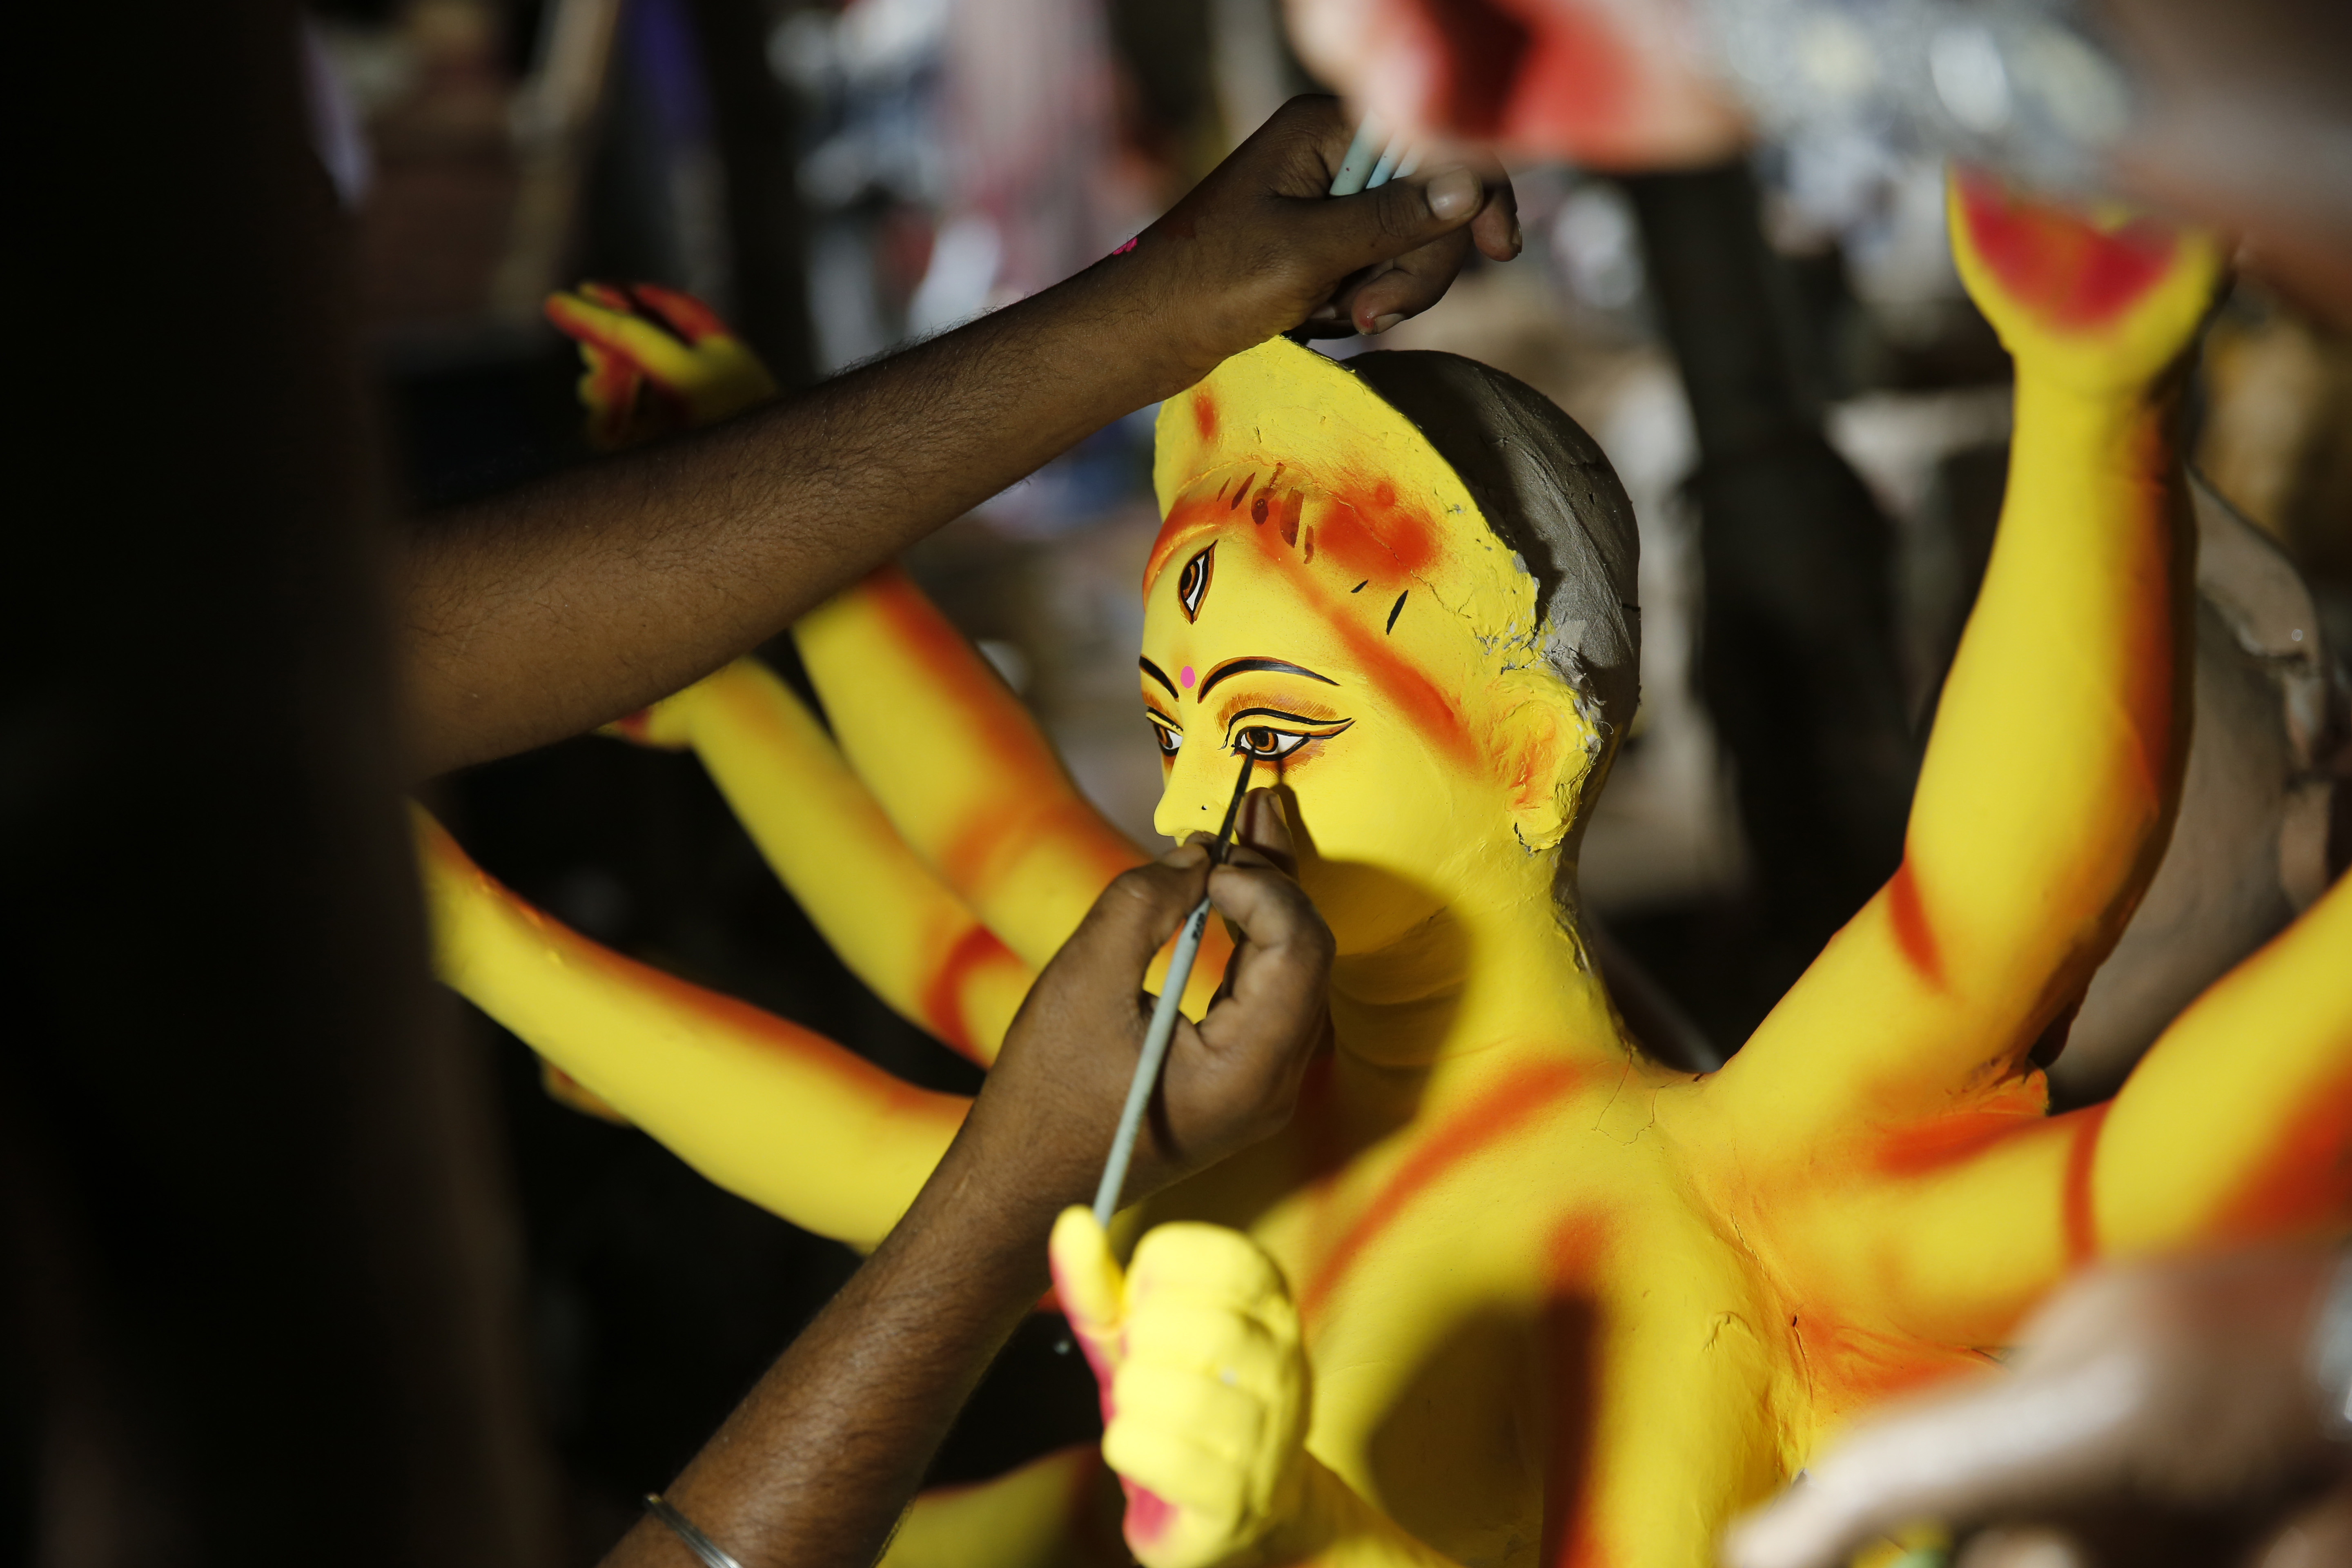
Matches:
[2314,1245,2352,1443]
[644,1494,748,1568]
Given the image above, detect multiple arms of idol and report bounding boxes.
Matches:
[418,564,1229,1249]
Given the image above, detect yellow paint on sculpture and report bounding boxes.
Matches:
[793,564,1231,1012]
[415,805,964,1250]
[612,657,1036,1063]
[411,202,2345,1568]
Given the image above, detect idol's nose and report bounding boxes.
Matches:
[1150,730,1231,844]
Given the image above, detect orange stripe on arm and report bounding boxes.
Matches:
[796,566,1149,969]
[655,657,1036,1063]
[414,806,965,1251]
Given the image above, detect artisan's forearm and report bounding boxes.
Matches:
[401,262,1176,777]
[602,1140,1063,1568]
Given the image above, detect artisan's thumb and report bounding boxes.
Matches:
[1310,166,1484,273]
[1050,1207,1127,1377]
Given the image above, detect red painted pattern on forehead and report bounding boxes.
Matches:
[1143,468,1446,598]
[1957,169,2179,332]
[1191,390,1217,443]
[1144,469,1481,766]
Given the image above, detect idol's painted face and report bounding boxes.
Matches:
[1141,465,1591,957]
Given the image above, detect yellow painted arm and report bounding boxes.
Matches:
[1830,871,2352,1347]
[1718,175,2224,1141]
[414,806,964,1250]
[615,658,1036,1064]
[880,1446,1126,1568]
[795,565,1229,1012]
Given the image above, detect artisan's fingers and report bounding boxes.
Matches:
[1048,850,1212,1013]
[1334,230,1470,334]
[1293,162,1490,285]
[1229,788,1296,875]
[1200,860,1331,1023]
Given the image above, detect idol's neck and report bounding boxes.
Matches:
[1325,847,1627,1083]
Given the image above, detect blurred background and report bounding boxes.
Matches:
[291,0,2350,1553]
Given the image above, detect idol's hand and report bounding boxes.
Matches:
[1948,169,2223,394]
[1127,95,1519,372]
[1053,1210,1313,1568]
[544,280,780,448]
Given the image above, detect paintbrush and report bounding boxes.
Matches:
[1089,748,1260,1225]
[1327,114,1416,197]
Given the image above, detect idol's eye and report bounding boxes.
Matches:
[1147,716,1183,756]
[1233,726,1310,759]
[1222,711,1352,760]
[1176,544,1214,623]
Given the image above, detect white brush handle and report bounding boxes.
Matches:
[1091,894,1214,1226]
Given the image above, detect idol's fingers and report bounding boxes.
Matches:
[795,565,1235,1017]
[414,806,966,1249]
[1948,170,2225,395]
[641,657,1035,1064]
[1099,1222,1310,1568]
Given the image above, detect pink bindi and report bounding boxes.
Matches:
[1180,666,1196,688]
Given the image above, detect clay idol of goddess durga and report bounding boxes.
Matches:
[419,181,2352,1568]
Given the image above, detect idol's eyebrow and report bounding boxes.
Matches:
[1196,658,1339,701]
[1221,707,1351,730]
[1138,657,1180,698]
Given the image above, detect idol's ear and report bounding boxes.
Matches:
[1493,673,1597,855]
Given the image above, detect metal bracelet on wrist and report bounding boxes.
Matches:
[645,1493,748,1568]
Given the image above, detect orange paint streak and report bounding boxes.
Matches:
[1300,1060,1587,1320]
[918,923,1018,1062]
[1191,391,1217,444]
[1885,860,1943,989]
[494,865,960,1116]
[1956,169,2179,332]
[934,795,1138,909]
[861,566,1065,792]
[2060,1101,2112,1265]
[1540,1209,1614,1568]
[1800,1318,1991,1413]
[1872,1076,2047,1176]
[2217,1057,2352,1235]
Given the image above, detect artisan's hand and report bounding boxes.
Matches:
[1724,1244,2352,1568]
[1054,1211,1312,1568]
[544,280,780,448]
[1948,169,2223,394]
[956,790,1332,1213]
[1124,95,1519,372]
